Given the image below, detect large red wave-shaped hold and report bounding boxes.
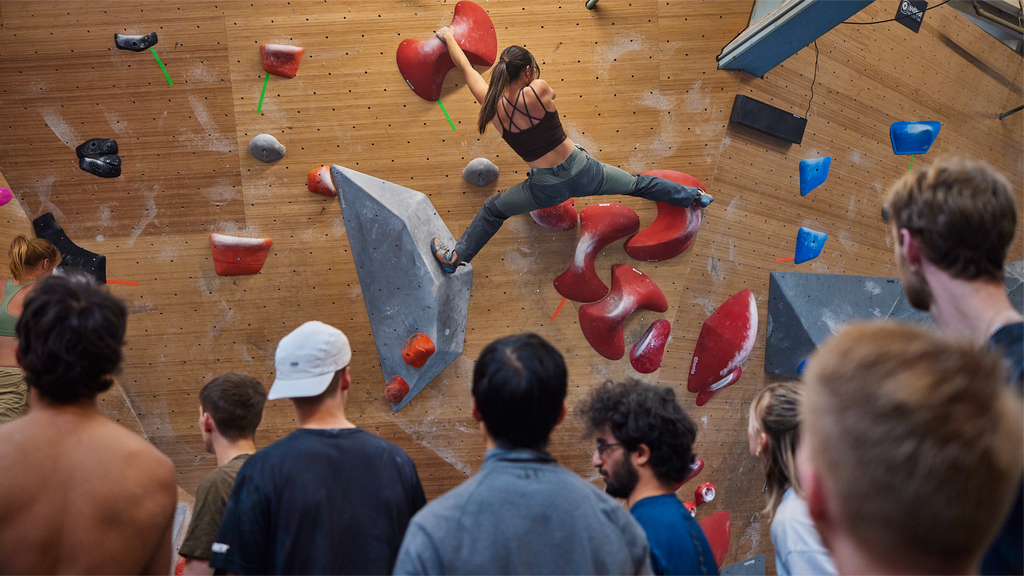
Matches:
[699,511,731,569]
[579,264,667,360]
[554,203,640,303]
[261,44,304,78]
[530,198,577,230]
[625,170,703,262]
[210,233,273,276]
[696,367,742,407]
[630,318,671,373]
[687,289,757,404]
[307,166,336,196]
[396,1,497,101]
[402,333,435,368]
[673,458,704,492]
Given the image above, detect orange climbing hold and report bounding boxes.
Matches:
[209,233,273,276]
[307,166,336,196]
[402,333,436,368]
[385,375,410,404]
[261,44,304,78]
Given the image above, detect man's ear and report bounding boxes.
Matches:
[339,366,351,392]
[899,228,924,267]
[471,399,483,423]
[201,412,215,434]
[555,401,567,427]
[632,443,651,467]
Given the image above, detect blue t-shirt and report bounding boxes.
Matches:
[209,428,426,575]
[981,322,1023,575]
[630,494,719,575]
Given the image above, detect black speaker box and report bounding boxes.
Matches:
[729,95,807,145]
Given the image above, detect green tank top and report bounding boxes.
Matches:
[0,279,33,337]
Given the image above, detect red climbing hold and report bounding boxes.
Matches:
[630,318,671,373]
[696,367,743,407]
[396,1,497,101]
[174,556,186,576]
[384,375,410,404]
[683,501,697,517]
[687,289,757,404]
[261,44,304,78]
[695,481,716,507]
[209,233,273,276]
[625,170,703,262]
[402,333,435,368]
[530,198,577,230]
[554,203,640,303]
[579,264,667,360]
[307,166,336,196]
[699,511,731,569]
[673,458,705,491]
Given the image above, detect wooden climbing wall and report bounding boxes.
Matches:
[0,1,1020,572]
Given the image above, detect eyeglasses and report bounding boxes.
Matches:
[594,442,623,457]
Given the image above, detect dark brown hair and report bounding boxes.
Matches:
[803,322,1023,569]
[200,373,267,441]
[886,157,1017,282]
[17,275,126,403]
[478,46,538,134]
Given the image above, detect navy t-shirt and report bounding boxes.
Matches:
[981,322,1024,576]
[209,428,426,575]
[630,494,719,575]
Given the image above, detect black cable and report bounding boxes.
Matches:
[805,40,819,118]
[841,0,951,25]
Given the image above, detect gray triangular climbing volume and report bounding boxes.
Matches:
[331,165,473,412]
[765,271,931,379]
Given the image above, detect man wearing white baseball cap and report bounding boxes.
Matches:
[210,321,427,575]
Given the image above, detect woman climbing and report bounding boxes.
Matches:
[0,235,60,422]
[430,28,713,273]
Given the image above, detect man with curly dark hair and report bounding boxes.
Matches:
[0,275,178,574]
[581,379,718,575]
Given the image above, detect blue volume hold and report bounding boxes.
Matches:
[890,121,941,155]
[799,156,831,197]
[794,227,827,264]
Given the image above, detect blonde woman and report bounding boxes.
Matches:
[0,235,60,422]
[748,382,835,575]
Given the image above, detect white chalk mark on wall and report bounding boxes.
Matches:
[41,108,79,149]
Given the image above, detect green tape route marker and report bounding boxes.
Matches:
[908,154,914,172]
[257,72,270,114]
[437,99,456,131]
[149,46,173,86]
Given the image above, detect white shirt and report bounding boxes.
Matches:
[771,487,837,575]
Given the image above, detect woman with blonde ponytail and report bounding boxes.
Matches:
[748,382,835,575]
[429,28,715,273]
[0,235,60,422]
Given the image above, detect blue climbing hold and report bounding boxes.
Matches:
[799,157,831,197]
[794,227,827,264]
[890,121,941,155]
[797,359,808,375]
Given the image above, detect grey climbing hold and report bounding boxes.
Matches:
[114,32,159,52]
[79,155,121,179]
[330,165,473,412]
[462,157,499,187]
[248,134,285,163]
[76,138,118,158]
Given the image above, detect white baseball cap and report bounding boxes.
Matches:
[268,321,352,400]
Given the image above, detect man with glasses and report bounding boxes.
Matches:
[582,379,718,575]
[394,334,652,575]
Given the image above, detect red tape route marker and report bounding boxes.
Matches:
[551,297,567,321]
[106,279,140,286]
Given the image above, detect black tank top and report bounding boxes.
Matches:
[499,86,568,162]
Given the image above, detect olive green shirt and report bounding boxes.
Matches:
[179,454,251,560]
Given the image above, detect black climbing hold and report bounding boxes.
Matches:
[32,213,107,284]
[79,156,122,179]
[76,138,118,158]
[114,32,158,52]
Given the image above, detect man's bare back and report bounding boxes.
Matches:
[0,391,177,574]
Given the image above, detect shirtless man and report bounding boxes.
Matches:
[0,275,178,574]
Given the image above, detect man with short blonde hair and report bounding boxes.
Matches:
[798,322,1023,575]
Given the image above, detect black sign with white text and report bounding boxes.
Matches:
[896,0,928,32]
